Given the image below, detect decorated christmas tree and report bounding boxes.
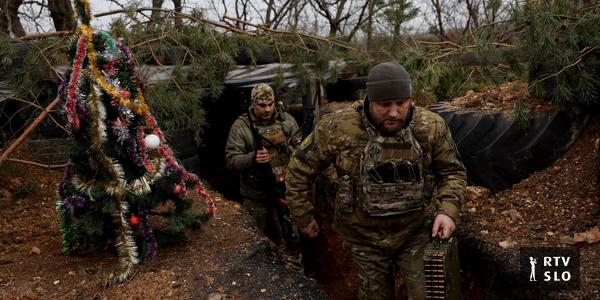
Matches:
[56,0,215,285]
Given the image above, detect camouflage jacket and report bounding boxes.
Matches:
[285,103,466,243]
[225,110,299,201]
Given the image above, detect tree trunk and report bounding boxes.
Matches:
[265,0,275,26]
[173,0,182,28]
[148,0,164,30]
[366,0,375,51]
[234,0,250,29]
[48,0,76,32]
[430,0,446,40]
[332,0,348,37]
[0,0,25,37]
[465,0,479,29]
[392,23,400,47]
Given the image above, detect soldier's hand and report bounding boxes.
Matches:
[431,214,456,239]
[255,149,270,164]
[300,219,320,238]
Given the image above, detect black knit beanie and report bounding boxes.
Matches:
[366,62,412,101]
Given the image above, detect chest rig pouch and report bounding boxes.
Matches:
[257,120,290,175]
[359,123,425,216]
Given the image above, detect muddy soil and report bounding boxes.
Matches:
[458,109,600,299]
[0,163,324,299]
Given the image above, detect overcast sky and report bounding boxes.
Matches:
[18,0,433,36]
[19,0,210,33]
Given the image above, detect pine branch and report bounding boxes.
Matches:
[528,45,600,92]
[511,100,532,130]
[223,15,367,55]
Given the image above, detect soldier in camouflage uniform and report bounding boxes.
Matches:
[225,83,302,268]
[286,62,467,299]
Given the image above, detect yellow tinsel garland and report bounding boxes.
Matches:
[78,25,151,117]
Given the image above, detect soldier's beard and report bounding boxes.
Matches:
[256,111,273,121]
[251,108,274,121]
[373,117,405,136]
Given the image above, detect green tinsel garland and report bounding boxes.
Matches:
[56,200,84,254]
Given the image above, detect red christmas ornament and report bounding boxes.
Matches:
[173,184,183,194]
[129,215,140,228]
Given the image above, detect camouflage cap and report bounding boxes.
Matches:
[251,83,275,105]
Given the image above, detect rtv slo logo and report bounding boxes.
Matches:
[541,257,571,282]
[521,247,580,290]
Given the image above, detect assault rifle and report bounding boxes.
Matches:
[247,105,298,241]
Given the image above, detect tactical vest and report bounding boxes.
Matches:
[251,115,292,178]
[258,120,289,168]
[336,111,425,217]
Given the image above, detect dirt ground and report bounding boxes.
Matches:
[0,162,324,299]
[447,81,556,113]
[458,109,600,298]
[2,82,600,299]
[451,82,600,298]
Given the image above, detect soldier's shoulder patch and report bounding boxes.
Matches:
[294,132,316,161]
[298,132,315,152]
[236,114,250,124]
[351,99,364,111]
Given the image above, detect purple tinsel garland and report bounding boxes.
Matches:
[57,163,87,217]
[116,41,146,98]
[57,162,73,200]
[127,131,144,167]
[75,96,89,128]
[61,196,87,217]
[164,162,181,177]
[57,79,69,122]
[116,41,133,63]
[139,209,158,261]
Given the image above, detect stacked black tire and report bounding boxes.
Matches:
[430,104,588,192]
[163,129,201,172]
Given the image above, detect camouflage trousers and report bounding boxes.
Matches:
[344,226,429,300]
[242,198,303,270]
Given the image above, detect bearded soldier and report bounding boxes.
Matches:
[225,83,302,269]
[285,62,467,299]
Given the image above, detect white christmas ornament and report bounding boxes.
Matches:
[144,134,160,150]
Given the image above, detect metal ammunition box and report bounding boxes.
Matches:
[423,237,462,300]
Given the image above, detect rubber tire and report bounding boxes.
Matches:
[163,129,198,159]
[430,104,587,192]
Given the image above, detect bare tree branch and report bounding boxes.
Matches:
[345,0,370,42]
[15,30,72,40]
[4,158,67,169]
[94,7,253,35]
[223,14,368,54]
[0,97,60,167]
[5,96,67,133]
[1,0,27,36]
[47,0,75,31]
